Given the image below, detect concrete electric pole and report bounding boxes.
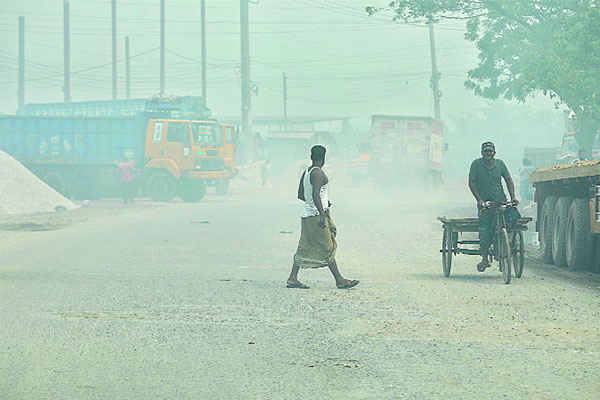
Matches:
[125,36,131,99]
[64,0,71,102]
[18,16,25,109]
[112,0,117,100]
[283,72,288,130]
[160,0,165,96]
[240,0,252,161]
[428,19,441,120]
[201,0,207,105]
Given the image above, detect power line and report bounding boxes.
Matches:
[0,47,159,84]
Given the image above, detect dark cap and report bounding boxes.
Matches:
[481,141,495,151]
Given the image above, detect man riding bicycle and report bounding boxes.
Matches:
[468,142,520,272]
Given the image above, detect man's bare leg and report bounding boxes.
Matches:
[327,260,346,287]
[328,260,359,288]
[287,263,300,285]
[477,250,490,272]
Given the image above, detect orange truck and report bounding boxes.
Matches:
[0,112,234,202]
[6,97,236,202]
[145,118,234,201]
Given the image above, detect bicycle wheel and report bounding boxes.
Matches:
[442,228,453,277]
[512,231,524,278]
[499,228,512,284]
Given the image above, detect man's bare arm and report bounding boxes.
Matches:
[297,171,305,201]
[311,169,326,216]
[504,176,517,203]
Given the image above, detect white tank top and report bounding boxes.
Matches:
[301,166,329,218]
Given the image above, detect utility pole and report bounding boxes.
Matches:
[201,0,207,105]
[64,0,71,102]
[160,0,165,96]
[125,36,131,99]
[18,16,25,109]
[240,0,252,160]
[112,0,117,100]
[428,18,441,120]
[283,72,288,130]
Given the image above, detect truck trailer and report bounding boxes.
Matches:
[530,161,600,272]
[17,95,211,119]
[370,115,443,187]
[0,113,232,202]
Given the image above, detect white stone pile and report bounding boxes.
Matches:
[0,150,77,215]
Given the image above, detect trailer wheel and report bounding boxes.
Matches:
[178,182,206,202]
[215,179,230,195]
[551,196,573,267]
[42,171,70,198]
[566,198,593,271]
[539,196,557,264]
[146,172,176,202]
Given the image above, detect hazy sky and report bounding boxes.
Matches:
[0,0,556,123]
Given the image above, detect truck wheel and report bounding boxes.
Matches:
[178,183,206,202]
[551,196,573,267]
[215,179,230,195]
[72,176,101,200]
[539,196,557,264]
[566,198,593,271]
[42,171,70,198]
[146,172,176,202]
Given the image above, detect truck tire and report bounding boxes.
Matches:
[146,172,176,202]
[566,198,593,271]
[72,176,101,200]
[178,182,206,202]
[539,196,558,264]
[215,179,230,195]
[42,171,70,198]
[551,196,573,267]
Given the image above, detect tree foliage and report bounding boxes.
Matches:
[368,1,600,150]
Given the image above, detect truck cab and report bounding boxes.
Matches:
[144,119,231,201]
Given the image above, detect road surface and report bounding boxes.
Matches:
[2,175,599,399]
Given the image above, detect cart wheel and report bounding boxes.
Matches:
[442,228,453,277]
[499,228,512,284]
[512,231,524,278]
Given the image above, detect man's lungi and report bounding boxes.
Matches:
[293,211,337,269]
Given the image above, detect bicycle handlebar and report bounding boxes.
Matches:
[482,200,518,209]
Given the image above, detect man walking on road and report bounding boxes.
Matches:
[468,142,519,272]
[116,156,137,204]
[286,145,359,289]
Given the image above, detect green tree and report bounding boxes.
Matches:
[368,1,600,152]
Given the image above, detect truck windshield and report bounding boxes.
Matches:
[192,122,223,146]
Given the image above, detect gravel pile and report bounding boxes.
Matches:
[0,150,77,215]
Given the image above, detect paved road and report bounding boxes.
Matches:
[1,180,600,399]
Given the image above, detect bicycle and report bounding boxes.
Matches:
[439,201,529,284]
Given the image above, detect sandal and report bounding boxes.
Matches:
[337,280,360,289]
[286,282,309,289]
[477,261,490,272]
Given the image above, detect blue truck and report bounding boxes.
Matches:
[0,97,233,202]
